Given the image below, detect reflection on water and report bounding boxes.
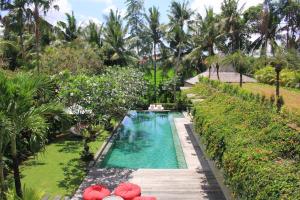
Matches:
[99,111,186,169]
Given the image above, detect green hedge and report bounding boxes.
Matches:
[190,80,300,199]
[255,66,300,88]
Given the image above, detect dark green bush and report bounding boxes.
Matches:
[192,81,300,200]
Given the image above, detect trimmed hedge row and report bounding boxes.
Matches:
[189,80,300,199]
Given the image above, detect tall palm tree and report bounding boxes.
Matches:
[220,0,248,53]
[222,50,249,87]
[249,0,281,56]
[103,9,133,66]
[29,0,58,73]
[57,11,79,42]
[125,0,145,56]
[4,0,30,58]
[83,21,103,47]
[168,1,192,102]
[145,6,162,103]
[0,72,64,198]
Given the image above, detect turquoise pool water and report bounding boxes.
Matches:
[98,111,187,169]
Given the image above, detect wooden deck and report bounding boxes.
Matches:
[72,115,227,200]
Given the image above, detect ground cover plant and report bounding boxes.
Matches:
[186,79,300,199]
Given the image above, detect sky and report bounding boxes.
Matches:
[45,0,264,26]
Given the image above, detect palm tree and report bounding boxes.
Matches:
[145,6,162,103]
[222,50,249,87]
[125,0,145,56]
[4,0,30,59]
[83,21,103,47]
[57,11,79,42]
[103,9,133,66]
[168,1,192,102]
[249,0,281,56]
[0,72,64,198]
[29,0,58,73]
[220,0,248,53]
[205,54,223,80]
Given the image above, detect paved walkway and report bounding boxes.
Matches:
[72,116,226,200]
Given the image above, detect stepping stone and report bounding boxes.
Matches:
[186,94,196,98]
[191,99,205,103]
[53,195,62,200]
[41,194,51,200]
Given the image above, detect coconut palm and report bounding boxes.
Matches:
[168,1,192,102]
[220,0,249,53]
[125,0,145,56]
[83,21,103,47]
[222,50,249,87]
[28,0,58,73]
[205,54,223,80]
[57,11,79,42]
[3,0,30,58]
[145,6,163,103]
[103,9,134,66]
[249,0,281,56]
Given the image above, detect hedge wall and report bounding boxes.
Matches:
[189,80,300,199]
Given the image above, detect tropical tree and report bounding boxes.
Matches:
[3,0,30,58]
[83,21,103,47]
[205,54,223,80]
[219,0,250,53]
[168,0,192,101]
[29,0,58,73]
[125,0,145,56]
[57,11,79,42]
[145,6,162,103]
[222,50,249,87]
[103,9,133,66]
[279,0,300,49]
[249,0,282,56]
[0,72,64,198]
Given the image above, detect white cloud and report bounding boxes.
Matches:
[191,0,264,17]
[45,0,72,25]
[102,4,126,18]
[78,15,102,27]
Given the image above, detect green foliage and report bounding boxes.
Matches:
[6,186,45,200]
[191,80,300,199]
[255,67,300,88]
[40,40,105,75]
[57,67,148,123]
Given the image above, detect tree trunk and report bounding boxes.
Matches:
[239,72,243,87]
[174,47,182,103]
[0,134,5,199]
[34,2,40,73]
[216,63,220,80]
[153,43,157,104]
[276,70,280,98]
[11,135,22,198]
[208,66,211,79]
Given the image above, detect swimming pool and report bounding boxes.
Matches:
[98,111,187,169]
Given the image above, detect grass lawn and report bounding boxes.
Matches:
[20,132,109,198]
[241,83,300,114]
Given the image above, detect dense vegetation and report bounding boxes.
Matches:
[186,79,300,199]
[0,0,299,199]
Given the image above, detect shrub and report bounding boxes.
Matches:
[40,40,105,75]
[255,67,299,88]
[191,81,300,199]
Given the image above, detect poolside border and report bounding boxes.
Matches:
[186,121,234,200]
[91,117,125,167]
